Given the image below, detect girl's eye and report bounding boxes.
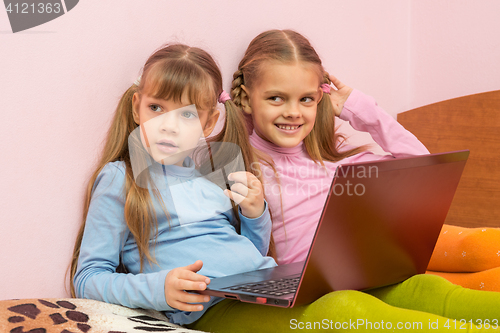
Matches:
[181,111,198,119]
[149,104,162,112]
[301,97,314,103]
[269,96,284,103]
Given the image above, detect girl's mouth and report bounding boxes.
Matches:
[275,124,302,130]
[156,141,179,153]
[158,142,177,147]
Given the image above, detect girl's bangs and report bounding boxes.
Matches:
[141,60,216,111]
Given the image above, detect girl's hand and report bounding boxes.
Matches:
[224,171,265,219]
[327,74,353,117]
[164,260,211,312]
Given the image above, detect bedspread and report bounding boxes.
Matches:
[0,298,205,333]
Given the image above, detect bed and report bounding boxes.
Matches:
[1,90,499,333]
[398,90,500,291]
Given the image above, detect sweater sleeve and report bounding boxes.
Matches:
[238,201,272,256]
[73,163,173,312]
[339,89,430,157]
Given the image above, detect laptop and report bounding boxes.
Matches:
[197,150,470,307]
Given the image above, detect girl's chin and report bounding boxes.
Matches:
[269,136,304,148]
[149,151,187,166]
[255,129,308,148]
[272,130,310,148]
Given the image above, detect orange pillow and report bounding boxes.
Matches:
[428,224,500,273]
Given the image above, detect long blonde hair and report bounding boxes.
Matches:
[70,44,269,296]
[231,29,366,165]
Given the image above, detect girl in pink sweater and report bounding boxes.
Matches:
[187,29,500,333]
[246,80,429,265]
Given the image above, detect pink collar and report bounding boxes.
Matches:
[249,130,304,156]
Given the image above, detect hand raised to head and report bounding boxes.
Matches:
[326,74,353,117]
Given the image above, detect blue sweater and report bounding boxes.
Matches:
[74,159,276,325]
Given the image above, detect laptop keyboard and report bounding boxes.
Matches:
[227,277,300,296]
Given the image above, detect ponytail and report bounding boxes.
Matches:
[70,85,162,297]
[231,69,254,134]
[305,73,366,165]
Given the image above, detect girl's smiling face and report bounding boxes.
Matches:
[242,61,323,148]
[132,90,218,166]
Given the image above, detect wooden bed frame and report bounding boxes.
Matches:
[397,90,500,228]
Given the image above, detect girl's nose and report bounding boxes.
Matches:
[159,112,179,134]
[282,102,302,118]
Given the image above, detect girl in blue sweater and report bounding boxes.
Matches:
[70,44,276,325]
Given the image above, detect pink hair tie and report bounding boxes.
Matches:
[321,83,331,94]
[218,90,231,103]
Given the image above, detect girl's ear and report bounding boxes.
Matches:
[132,93,140,124]
[203,109,220,137]
[318,87,324,104]
[240,85,252,115]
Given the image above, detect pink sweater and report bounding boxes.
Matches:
[249,89,430,265]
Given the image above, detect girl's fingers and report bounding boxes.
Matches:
[328,74,344,90]
[181,260,203,274]
[166,285,209,311]
[182,260,210,283]
[183,259,204,273]
[175,278,208,291]
[182,261,210,283]
[165,261,212,312]
[176,270,210,286]
[227,171,248,186]
[174,290,210,304]
[224,189,245,205]
[228,171,260,190]
[229,182,249,198]
[169,299,206,312]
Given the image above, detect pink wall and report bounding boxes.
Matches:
[1,1,499,300]
[409,1,500,109]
